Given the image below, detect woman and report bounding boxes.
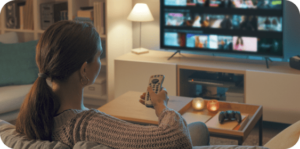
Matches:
[234,36,244,51]
[15,21,209,148]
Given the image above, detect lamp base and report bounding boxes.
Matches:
[131,48,149,54]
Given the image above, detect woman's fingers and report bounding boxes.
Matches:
[140,92,146,99]
[139,99,145,105]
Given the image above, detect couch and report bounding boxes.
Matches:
[0,32,34,122]
[0,119,272,149]
[1,120,299,149]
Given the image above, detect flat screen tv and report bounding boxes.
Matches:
[160,0,284,58]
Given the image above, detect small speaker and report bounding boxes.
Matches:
[5,1,25,29]
[40,2,68,30]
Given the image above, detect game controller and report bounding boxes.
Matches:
[219,110,242,124]
[145,75,165,108]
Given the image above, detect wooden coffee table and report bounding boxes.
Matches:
[98,91,263,146]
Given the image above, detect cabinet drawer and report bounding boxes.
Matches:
[84,82,106,96]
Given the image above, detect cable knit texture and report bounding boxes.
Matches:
[52,107,193,149]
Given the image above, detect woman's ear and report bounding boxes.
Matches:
[80,62,88,78]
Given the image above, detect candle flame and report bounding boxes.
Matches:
[197,103,201,108]
[211,106,217,111]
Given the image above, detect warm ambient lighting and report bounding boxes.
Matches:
[192,98,205,110]
[207,99,220,112]
[127,3,154,54]
[127,3,154,22]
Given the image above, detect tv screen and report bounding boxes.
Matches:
[161,0,284,57]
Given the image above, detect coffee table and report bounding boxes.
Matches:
[98,91,263,146]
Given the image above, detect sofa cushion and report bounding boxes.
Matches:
[0,120,70,149]
[0,84,32,114]
[0,32,18,44]
[0,40,39,87]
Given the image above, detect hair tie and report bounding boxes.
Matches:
[38,73,48,79]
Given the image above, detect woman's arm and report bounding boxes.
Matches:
[73,108,193,149]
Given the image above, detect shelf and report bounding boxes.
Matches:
[38,30,45,33]
[37,30,105,38]
[4,29,35,33]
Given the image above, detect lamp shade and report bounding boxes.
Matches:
[127,3,154,22]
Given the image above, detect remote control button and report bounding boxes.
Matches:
[152,79,159,84]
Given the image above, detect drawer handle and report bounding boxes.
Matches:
[88,86,95,91]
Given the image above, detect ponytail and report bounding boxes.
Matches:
[16,76,60,141]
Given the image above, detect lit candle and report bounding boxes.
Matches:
[192,98,205,110]
[207,99,220,112]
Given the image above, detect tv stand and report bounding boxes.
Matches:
[168,50,182,60]
[115,50,300,124]
[265,57,273,69]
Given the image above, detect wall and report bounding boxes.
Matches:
[132,0,300,62]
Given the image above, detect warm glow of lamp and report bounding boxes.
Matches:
[127,3,154,22]
[207,100,220,112]
[192,98,205,110]
[127,3,154,54]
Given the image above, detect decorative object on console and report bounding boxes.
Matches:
[289,55,300,70]
[207,99,219,112]
[219,110,242,124]
[93,2,106,35]
[40,2,68,30]
[5,1,26,29]
[127,3,154,54]
[192,97,205,110]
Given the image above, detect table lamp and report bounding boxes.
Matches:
[127,3,154,54]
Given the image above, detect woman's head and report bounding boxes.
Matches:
[16,20,102,141]
[37,20,102,83]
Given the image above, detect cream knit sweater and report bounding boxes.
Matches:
[52,107,193,149]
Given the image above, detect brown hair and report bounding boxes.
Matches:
[15,20,101,141]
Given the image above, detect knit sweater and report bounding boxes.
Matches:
[52,107,193,149]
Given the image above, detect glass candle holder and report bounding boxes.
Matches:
[207,99,220,112]
[192,97,205,110]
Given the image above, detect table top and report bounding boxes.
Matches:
[98,91,192,124]
[98,91,262,139]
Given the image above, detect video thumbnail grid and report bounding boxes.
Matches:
[164,32,283,55]
[165,0,282,10]
[165,12,282,32]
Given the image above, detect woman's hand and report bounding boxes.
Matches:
[139,87,169,107]
[139,86,169,117]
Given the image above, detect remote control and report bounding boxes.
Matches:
[145,75,165,108]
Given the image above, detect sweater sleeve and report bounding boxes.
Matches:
[72,107,193,149]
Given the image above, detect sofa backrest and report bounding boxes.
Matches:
[0,120,269,149]
[0,120,70,149]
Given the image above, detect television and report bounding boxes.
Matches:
[160,0,284,58]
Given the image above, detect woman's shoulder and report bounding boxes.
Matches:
[53,108,104,129]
